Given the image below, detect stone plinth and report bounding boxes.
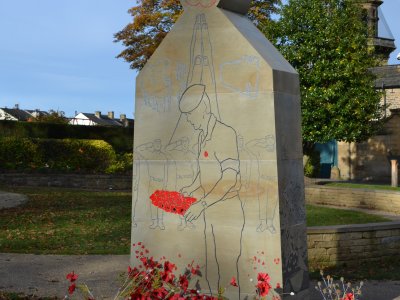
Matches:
[131,1,309,298]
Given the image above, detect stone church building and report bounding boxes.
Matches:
[321,0,400,181]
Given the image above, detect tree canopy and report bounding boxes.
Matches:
[114,0,281,70]
[115,0,383,146]
[263,0,383,145]
[28,110,68,124]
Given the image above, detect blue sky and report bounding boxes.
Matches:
[0,1,399,119]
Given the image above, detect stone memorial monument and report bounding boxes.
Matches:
[131,0,309,298]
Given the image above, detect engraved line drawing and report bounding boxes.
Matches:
[165,137,197,230]
[220,55,260,98]
[187,13,220,120]
[135,139,169,230]
[132,160,141,228]
[175,83,245,296]
[246,135,277,233]
[184,0,218,8]
[176,62,189,106]
[141,59,173,113]
[168,13,220,148]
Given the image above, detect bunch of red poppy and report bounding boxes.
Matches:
[125,243,217,300]
[150,190,197,215]
[256,272,272,297]
[342,293,355,300]
[66,271,78,295]
[230,272,272,297]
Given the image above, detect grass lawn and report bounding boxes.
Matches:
[0,186,131,255]
[325,182,400,191]
[0,186,392,255]
[305,204,390,227]
[309,255,400,281]
[0,186,399,282]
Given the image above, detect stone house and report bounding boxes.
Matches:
[319,0,400,180]
[0,106,49,121]
[69,111,134,128]
[337,68,400,181]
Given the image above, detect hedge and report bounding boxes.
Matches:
[0,137,132,173]
[0,120,133,153]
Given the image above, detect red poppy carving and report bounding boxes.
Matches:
[184,0,217,8]
[150,190,197,215]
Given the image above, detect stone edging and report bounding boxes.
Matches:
[307,221,400,267]
[0,173,132,190]
[305,184,400,214]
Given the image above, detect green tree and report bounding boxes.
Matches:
[29,110,68,124]
[114,0,281,70]
[263,0,383,148]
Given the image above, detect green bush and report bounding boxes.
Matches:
[0,137,127,173]
[0,120,133,153]
[304,150,321,178]
[36,139,117,172]
[106,153,133,174]
[0,137,43,170]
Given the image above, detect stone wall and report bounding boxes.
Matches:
[384,88,400,116]
[0,173,132,190]
[337,109,400,181]
[307,222,400,268]
[305,185,400,214]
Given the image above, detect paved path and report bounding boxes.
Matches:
[0,254,129,299]
[0,191,27,209]
[0,253,400,299]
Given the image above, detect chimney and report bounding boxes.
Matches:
[95,111,101,118]
[108,111,114,119]
[120,114,128,127]
[15,104,19,110]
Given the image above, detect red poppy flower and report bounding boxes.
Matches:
[230,276,238,287]
[164,261,176,273]
[179,274,189,291]
[343,293,354,300]
[256,272,271,297]
[68,283,76,295]
[150,190,196,215]
[66,271,78,282]
[256,281,271,297]
[257,272,271,283]
[204,151,209,158]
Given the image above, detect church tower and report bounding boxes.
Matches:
[361,0,396,63]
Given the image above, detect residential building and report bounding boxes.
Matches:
[0,106,35,121]
[69,111,134,128]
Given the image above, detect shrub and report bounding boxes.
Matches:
[105,153,133,174]
[0,137,43,170]
[304,150,321,178]
[0,137,124,173]
[0,120,133,153]
[35,139,117,172]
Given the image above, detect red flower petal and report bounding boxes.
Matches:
[150,190,196,215]
[66,271,78,282]
[230,276,238,287]
[68,283,76,295]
